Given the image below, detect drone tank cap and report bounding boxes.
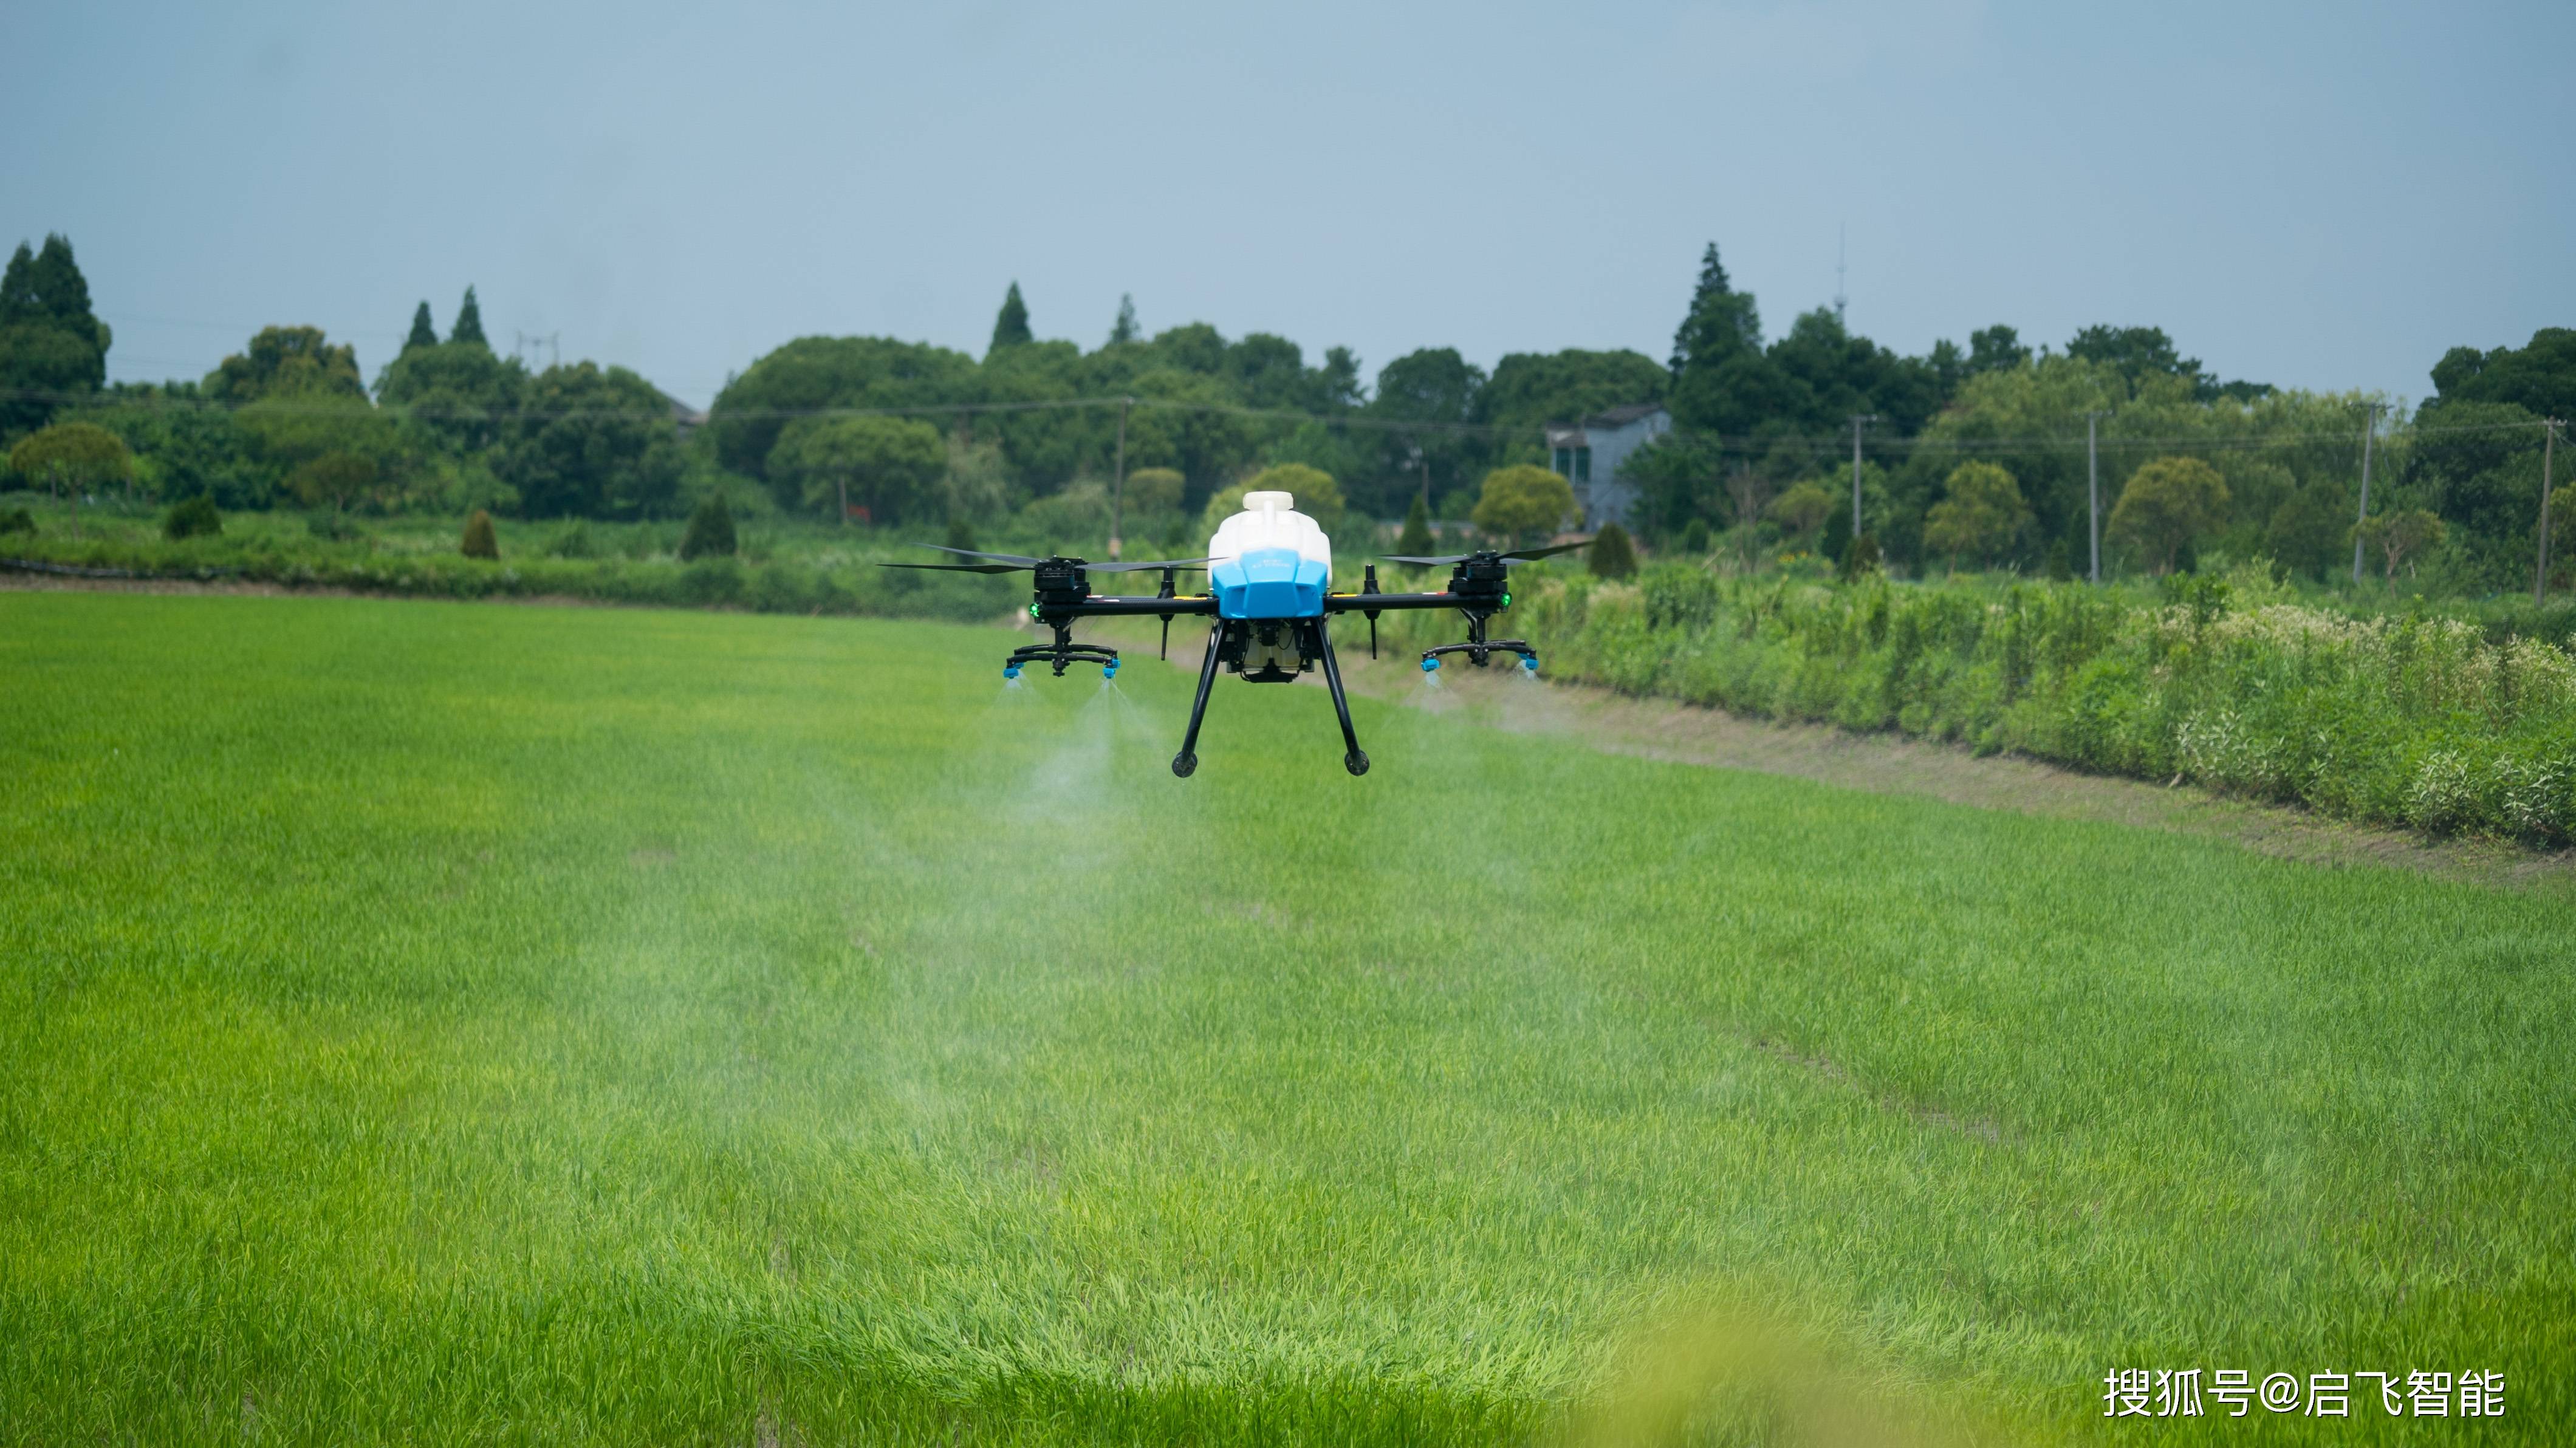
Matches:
[1239,490,1294,512]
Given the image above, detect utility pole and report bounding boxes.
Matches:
[2085,411,2108,583]
[2540,418,2563,605]
[1108,396,1132,560]
[2351,401,2383,585]
[1848,414,1875,539]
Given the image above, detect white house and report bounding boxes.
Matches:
[1543,403,1670,530]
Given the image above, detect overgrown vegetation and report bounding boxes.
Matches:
[1386,561,2576,843]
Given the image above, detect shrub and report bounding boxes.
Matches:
[679,555,745,605]
[2111,457,2230,574]
[1589,521,1637,579]
[943,516,978,557]
[1679,518,1710,556]
[461,509,499,559]
[307,510,361,541]
[679,494,736,561]
[1121,467,1184,516]
[549,521,599,559]
[1764,482,1835,541]
[0,508,34,536]
[163,496,222,540]
[1925,462,2031,570]
[1397,494,1434,557]
[1471,465,1576,542]
[1843,533,1883,581]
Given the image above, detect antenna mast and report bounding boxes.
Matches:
[1834,224,1848,324]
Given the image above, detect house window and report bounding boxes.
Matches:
[1575,446,1592,483]
[1553,446,1572,477]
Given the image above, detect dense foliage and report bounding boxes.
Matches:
[3,228,2569,609]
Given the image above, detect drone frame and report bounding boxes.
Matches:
[886,540,1588,777]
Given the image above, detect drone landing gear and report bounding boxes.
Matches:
[1172,620,1225,777]
[1311,618,1368,776]
[1169,618,1371,779]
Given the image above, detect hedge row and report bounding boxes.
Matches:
[1,533,1015,624]
[1387,565,2576,844]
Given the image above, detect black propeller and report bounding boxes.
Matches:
[879,544,1213,574]
[1380,539,1594,567]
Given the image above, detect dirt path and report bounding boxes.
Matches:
[1079,616,2574,892]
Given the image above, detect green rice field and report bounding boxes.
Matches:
[2,590,2571,1444]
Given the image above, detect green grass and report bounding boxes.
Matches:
[2,592,2571,1445]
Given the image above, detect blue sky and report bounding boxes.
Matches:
[5,0,2569,409]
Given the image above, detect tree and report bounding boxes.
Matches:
[1122,466,1184,515]
[1967,325,2029,375]
[990,282,1033,355]
[1472,464,1577,541]
[163,496,221,539]
[451,287,488,349]
[1397,493,1434,555]
[1478,350,1667,434]
[461,508,498,559]
[707,335,978,482]
[2066,324,2265,403]
[1201,463,1346,540]
[679,493,737,559]
[0,235,110,432]
[1108,293,1139,346]
[1669,242,1761,377]
[205,326,366,402]
[375,339,529,452]
[2109,456,2232,574]
[286,451,377,514]
[1368,347,1488,517]
[2263,482,2351,578]
[498,363,683,519]
[9,421,131,503]
[2067,325,2201,386]
[2354,508,2444,582]
[404,302,438,353]
[1764,481,1836,542]
[1589,521,1637,579]
[2427,328,2576,422]
[1922,461,2032,569]
[769,415,945,524]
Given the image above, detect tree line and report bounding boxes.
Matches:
[2,229,2567,589]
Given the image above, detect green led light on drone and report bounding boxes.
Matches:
[1502,592,1513,607]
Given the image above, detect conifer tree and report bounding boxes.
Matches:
[404,301,437,352]
[1397,493,1434,556]
[1668,242,1761,377]
[1589,521,1637,579]
[679,493,736,560]
[1108,293,1138,346]
[461,508,498,559]
[0,243,38,322]
[29,235,98,332]
[988,282,1032,355]
[451,286,488,349]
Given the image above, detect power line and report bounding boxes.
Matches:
[0,384,2550,457]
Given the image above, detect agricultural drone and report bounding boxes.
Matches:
[883,490,1589,777]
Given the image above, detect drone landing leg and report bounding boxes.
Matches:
[1312,620,1368,777]
[1173,620,1227,778]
